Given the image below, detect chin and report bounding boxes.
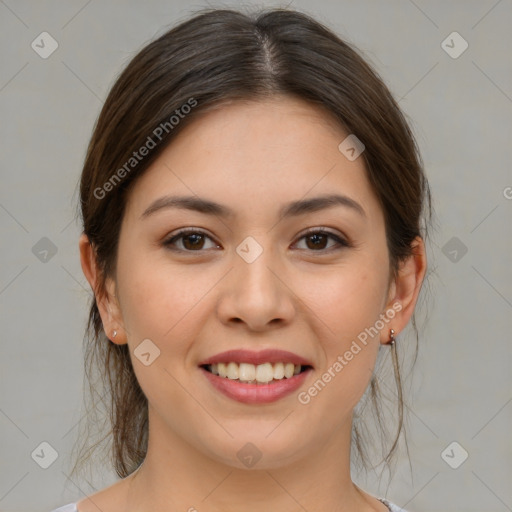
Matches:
[200,431,310,471]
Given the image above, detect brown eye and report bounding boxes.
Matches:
[182,233,206,250]
[164,230,219,252]
[305,232,329,250]
[295,229,349,252]
[164,228,349,254]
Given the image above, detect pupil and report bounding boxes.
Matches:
[307,233,326,250]
[184,234,203,250]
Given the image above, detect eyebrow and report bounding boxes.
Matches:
[140,193,366,220]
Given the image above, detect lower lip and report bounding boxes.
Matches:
[200,366,312,404]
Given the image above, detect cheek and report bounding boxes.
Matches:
[116,256,208,409]
[303,264,387,339]
[298,264,387,405]
[117,249,198,338]
[116,251,224,394]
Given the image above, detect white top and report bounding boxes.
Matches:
[51,498,408,511]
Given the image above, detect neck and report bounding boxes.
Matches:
[124,407,385,512]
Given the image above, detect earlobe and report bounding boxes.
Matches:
[108,328,126,344]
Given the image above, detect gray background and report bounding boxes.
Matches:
[1,1,511,511]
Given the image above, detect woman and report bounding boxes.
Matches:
[52,7,431,512]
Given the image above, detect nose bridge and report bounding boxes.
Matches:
[218,234,294,328]
[234,235,280,300]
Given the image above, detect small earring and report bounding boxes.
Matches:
[112,330,118,339]
[389,328,396,346]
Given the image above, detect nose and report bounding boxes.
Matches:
[216,241,296,332]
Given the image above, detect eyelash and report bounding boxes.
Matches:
[163,227,351,254]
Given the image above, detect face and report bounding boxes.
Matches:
[85,96,414,470]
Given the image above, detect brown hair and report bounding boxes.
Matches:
[72,7,433,482]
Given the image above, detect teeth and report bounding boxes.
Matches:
[239,362,255,381]
[226,362,239,380]
[210,362,305,383]
[273,362,284,379]
[255,362,273,383]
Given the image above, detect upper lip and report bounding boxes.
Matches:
[198,349,313,367]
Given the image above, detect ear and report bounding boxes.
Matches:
[79,233,127,345]
[380,236,427,344]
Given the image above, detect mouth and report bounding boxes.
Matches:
[200,362,313,385]
[198,348,314,403]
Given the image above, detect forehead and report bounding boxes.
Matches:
[124,96,383,226]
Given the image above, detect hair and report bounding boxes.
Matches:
[71,6,434,484]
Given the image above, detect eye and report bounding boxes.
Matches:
[294,228,350,252]
[163,229,220,252]
[163,227,350,253]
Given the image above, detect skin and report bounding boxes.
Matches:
[79,95,427,512]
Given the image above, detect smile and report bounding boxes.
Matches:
[203,361,312,384]
[200,363,313,404]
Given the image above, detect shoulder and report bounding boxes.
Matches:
[62,475,131,512]
[50,504,77,512]
[49,479,127,512]
[51,496,409,512]
[389,504,409,512]
[378,498,409,512]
